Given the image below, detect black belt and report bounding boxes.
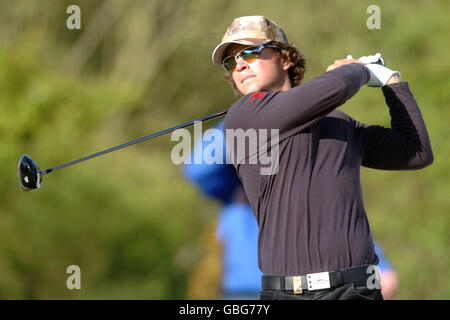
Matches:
[262,265,375,294]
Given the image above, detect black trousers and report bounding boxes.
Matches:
[259,283,383,300]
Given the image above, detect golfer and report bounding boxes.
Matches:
[213,16,433,300]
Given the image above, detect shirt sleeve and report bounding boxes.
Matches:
[357,82,434,170]
[224,63,370,142]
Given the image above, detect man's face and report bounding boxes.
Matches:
[224,44,291,96]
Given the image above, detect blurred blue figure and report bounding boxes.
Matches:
[183,120,261,299]
[183,120,398,299]
[374,242,399,299]
[216,198,261,299]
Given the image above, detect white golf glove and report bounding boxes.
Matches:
[347,53,401,87]
[357,53,385,66]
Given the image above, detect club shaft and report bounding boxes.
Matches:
[40,109,228,175]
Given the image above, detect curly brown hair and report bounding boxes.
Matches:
[224,41,306,97]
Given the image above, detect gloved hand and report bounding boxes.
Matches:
[357,53,385,66]
[347,53,401,87]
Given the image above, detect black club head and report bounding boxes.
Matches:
[17,154,41,192]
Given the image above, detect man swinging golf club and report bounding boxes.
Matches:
[214,15,433,300]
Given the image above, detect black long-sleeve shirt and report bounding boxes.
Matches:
[223,63,433,276]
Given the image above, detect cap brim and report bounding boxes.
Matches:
[211,39,271,65]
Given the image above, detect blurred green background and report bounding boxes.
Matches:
[0,0,448,299]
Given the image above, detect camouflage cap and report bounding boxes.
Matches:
[212,16,289,65]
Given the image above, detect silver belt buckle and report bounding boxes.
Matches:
[307,272,331,291]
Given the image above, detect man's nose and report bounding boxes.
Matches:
[235,55,248,71]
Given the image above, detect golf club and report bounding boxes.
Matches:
[17,108,228,192]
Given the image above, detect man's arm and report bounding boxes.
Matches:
[358,82,434,170]
[224,63,370,142]
[385,74,401,85]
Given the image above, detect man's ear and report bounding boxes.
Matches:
[282,59,292,71]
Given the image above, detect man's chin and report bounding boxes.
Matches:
[239,84,262,96]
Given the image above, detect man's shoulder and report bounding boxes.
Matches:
[223,91,273,130]
[232,91,274,110]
